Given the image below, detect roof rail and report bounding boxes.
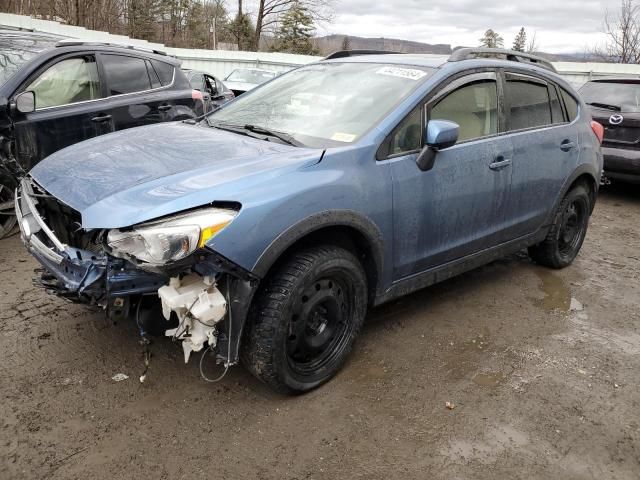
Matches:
[324,49,400,60]
[448,48,557,73]
[55,39,167,56]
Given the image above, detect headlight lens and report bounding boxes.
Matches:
[107,208,237,265]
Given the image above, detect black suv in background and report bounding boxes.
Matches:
[581,78,640,184]
[0,30,202,237]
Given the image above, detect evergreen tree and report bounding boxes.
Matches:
[271,2,319,55]
[341,36,351,51]
[479,29,504,48]
[512,27,527,52]
[229,12,255,51]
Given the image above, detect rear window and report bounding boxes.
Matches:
[102,54,151,95]
[580,81,640,113]
[151,60,174,86]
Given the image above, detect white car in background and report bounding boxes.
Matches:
[224,68,277,96]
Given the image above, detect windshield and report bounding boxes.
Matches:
[0,33,58,86]
[226,69,276,84]
[580,81,640,113]
[209,62,433,148]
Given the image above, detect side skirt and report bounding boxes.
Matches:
[374,229,548,307]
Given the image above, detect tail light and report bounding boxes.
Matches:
[591,120,604,144]
[191,89,203,101]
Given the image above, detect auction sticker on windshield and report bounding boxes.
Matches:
[376,66,427,81]
[331,132,357,142]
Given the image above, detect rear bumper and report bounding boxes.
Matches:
[602,146,640,182]
[16,179,167,303]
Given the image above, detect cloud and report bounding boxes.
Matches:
[312,0,619,53]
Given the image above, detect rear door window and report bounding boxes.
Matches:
[506,74,552,131]
[25,55,101,109]
[101,54,151,95]
[549,85,565,123]
[146,60,161,89]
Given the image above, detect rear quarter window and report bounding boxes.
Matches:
[561,89,579,122]
[151,60,175,86]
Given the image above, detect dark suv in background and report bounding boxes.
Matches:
[581,78,640,183]
[0,29,202,237]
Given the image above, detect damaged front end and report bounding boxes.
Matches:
[16,177,259,370]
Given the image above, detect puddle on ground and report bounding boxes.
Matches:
[472,372,505,387]
[534,269,573,313]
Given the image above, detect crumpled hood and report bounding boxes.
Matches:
[30,122,323,229]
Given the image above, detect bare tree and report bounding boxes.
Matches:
[526,30,539,53]
[251,0,332,51]
[598,0,640,63]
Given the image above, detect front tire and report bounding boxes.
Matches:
[0,175,17,239]
[528,184,591,269]
[242,245,367,394]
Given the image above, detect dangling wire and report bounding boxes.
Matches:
[199,281,232,383]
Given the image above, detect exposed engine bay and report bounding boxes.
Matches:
[16,176,259,382]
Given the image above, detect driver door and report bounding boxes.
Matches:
[10,53,112,170]
[388,71,514,279]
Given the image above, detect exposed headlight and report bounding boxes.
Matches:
[107,208,237,265]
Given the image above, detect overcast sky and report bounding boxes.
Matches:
[309,0,620,53]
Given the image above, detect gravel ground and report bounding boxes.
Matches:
[1,183,639,480]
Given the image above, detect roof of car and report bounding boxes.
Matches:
[0,28,64,41]
[323,53,447,69]
[321,48,559,75]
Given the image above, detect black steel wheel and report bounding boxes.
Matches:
[529,184,591,269]
[242,245,367,394]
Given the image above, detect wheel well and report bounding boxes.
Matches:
[569,173,597,212]
[261,226,379,305]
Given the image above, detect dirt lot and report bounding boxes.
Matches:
[1,184,639,480]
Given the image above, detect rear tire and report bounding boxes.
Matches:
[528,184,591,269]
[242,245,367,394]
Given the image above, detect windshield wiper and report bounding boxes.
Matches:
[207,120,303,147]
[243,124,303,147]
[586,101,621,112]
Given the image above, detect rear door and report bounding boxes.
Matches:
[11,53,112,169]
[97,53,170,130]
[389,71,514,278]
[501,71,580,239]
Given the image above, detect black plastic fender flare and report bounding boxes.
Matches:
[251,209,385,287]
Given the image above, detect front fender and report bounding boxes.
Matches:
[252,209,384,279]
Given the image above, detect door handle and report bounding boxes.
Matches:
[158,104,172,112]
[489,157,512,171]
[91,114,112,123]
[560,139,576,152]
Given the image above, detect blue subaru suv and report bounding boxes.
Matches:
[16,48,603,393]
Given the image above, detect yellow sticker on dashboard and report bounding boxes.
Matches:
[331,132,357,142]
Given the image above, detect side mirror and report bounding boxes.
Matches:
[416,119,459,171]
[14,91,35,114]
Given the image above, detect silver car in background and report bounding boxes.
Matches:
[223,68,277,96]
